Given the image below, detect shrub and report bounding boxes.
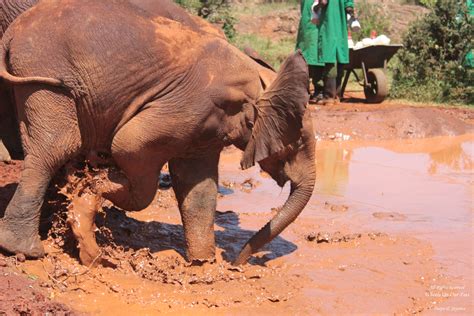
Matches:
[390,0,473,105]
[418,0,437,7]
[174,0,236,40]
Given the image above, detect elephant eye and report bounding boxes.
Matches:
[247,120,254,129]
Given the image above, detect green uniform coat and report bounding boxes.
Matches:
[296,0,323,66]
[318,0,353,64]
[465,0,473,67]
[468,0,474,15]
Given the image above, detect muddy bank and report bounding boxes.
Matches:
[311,100,473,141]
[0,102,472,314]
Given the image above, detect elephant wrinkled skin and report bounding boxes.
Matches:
[0,0,316,265]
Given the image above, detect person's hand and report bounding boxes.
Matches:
[346,7,361,32]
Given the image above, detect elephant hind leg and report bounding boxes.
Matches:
[169,150,220,263]
[0,87,81,257]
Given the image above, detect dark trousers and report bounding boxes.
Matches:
[323,63,345,98]
[309,65,324,96]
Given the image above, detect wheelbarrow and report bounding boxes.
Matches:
[339,44,403,103]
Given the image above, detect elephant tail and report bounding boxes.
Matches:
[0,38,65,88]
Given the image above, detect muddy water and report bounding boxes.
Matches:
[313,134,474,313]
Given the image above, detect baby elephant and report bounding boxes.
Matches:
[0,0,315,265]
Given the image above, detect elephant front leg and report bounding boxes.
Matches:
[96,107,173,212]
[170,150,220,264]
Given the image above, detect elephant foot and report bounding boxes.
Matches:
[186,245,216,265]
[0,219,45,258]
[66,191,103,267]
[189,257,216,266]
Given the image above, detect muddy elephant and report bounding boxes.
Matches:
[0,0,228,163]
[0,0,315,265]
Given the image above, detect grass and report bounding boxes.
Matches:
[231,33,296,69]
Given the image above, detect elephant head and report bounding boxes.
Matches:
[231,51,316,265]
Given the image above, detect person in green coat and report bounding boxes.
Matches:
[318,0,354,104]
[464,0,473,68]
[296,0,325,102]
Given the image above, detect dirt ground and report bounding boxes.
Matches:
[313,92,474,141]
[0,99,473,315]
[235,0,427,43]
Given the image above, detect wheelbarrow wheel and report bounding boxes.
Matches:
[364,69,388,103]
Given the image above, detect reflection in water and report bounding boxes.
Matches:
[316,135,473,198]
[428,141,473,174]
[316,144,352,196]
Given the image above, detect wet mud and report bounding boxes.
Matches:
[0,103,472,315]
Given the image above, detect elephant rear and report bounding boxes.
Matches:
[2,0,217,150]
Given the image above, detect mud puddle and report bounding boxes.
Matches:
[310,134,473,313]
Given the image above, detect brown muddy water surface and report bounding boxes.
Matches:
[0,113,473,315]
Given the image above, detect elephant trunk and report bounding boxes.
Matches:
[234,132,316,265]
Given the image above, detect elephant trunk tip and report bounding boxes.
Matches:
[232,175,315,265]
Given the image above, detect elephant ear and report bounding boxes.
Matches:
[243,46,276,72]
[241,50,309,169]
[243,46,276,90]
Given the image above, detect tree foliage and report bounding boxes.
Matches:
[391,0,473,104]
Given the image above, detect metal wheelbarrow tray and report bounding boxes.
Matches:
[340,44,403,103]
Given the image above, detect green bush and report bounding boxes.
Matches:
[352,0,391,42]
[174,0,236,40]
[418,0,437,7]
[391,0,473,105]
